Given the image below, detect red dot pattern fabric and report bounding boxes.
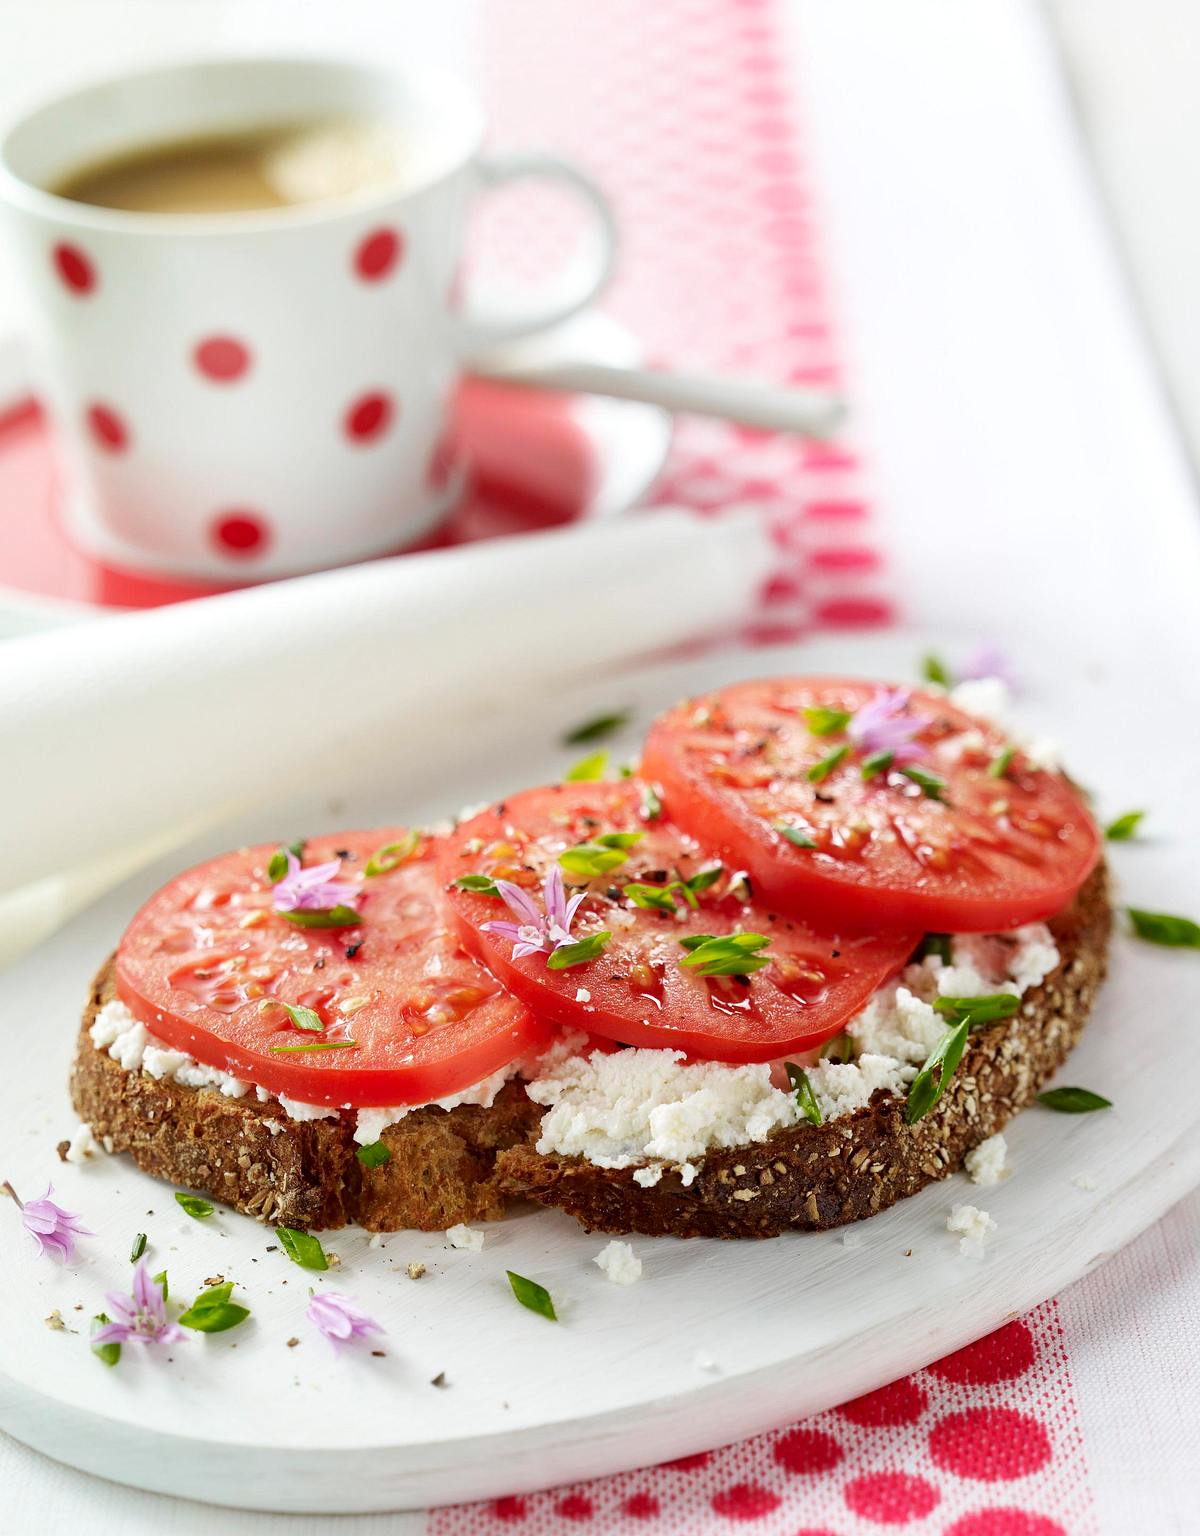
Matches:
[473,0,894,641]
[428,1301,1093,1535]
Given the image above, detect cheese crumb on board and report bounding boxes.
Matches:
[64,1122,99,1165]
[446,1224,484,1252]
[593,1240,642,1285]
[947,1202,996,1257]
[965,1134,1009,1186]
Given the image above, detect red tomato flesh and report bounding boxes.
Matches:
[437,782,919,1061]
[115,830,551,1107]
[642,677,1101,933]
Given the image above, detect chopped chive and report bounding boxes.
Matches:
[563,710,631,745]
[1036,1086,1113,1114]
[785,1063,822,1126]
[901,764,946,801]
[355,1140,391,1170]
[275,1226,329,1271]
[861,749,894,781]
[270,1038,358,1053]
[564,750,609,782]
[807,744,851,783]
[90,1313,120,1368]
[987,745,1016,779]
[922,653,952,687]
[559,841,634,877]
[915,934,952,964]
[364,831,420,876]
[904,1017,970,1124]
[130,1232,147,1263]
[1127,908,1200,948]
[546,932,611,970]
[178,1281,250,1334]
[454,874,501,897]
[174,1192,214,1220]
[803,705,851,737]
[507,1270,557,1320]
[639,783,663,821]
[933,993,1019,1025]
[775,820,817,849]
[679,932,771,977]
[267,840,306,884]
[280,905,362,929]
[1105,810,1145,842]
[624,881,683,914]
[278,1000,324,1033]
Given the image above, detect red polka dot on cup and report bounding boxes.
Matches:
[194,335,252,383]
[52,242,95,294]
[944,1511,1066,1536]
[773,1425,843,1476]
[354,227,403,282]
[86,403,129,454]
[344,391,395,444]
[210,510,271,559]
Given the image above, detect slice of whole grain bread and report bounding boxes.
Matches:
[495,864,1111,1237]
[69,865,1109,1238]
[69,962,539,1232]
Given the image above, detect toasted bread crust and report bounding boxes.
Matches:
[69,964,540,1232]
[495,865,1112,1238]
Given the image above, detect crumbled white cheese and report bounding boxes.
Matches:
[949,677,1011,726]
[368,1232,386,1249]
[594,1240,642,1285]
[262,1118,284,1136]
[949,677,1062,772]
[353,1059,519,1144]
[64,1122,99,1165]
[1071,1172,1097,1192]
[574,987,592,1004]
[526,1047,801,1171]
[276,1094,337,1123]
[633,1165,663,1188]
[947,1202,996,1257]
[807,1053,913,1121]
[143,1043,251,1099]
[678,1162,698,1187]
[694,1350,721,1374]
[446,1223,484,1252]
[965,1134,1009,1187]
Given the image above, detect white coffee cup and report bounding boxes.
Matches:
[0,56,617,579]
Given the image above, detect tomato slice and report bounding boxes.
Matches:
[642,677,1101,932]
[436,782,918,1060]
[115,830,551,1108]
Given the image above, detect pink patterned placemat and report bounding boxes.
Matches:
[427,3,1097,1531]
[479,0,892,641]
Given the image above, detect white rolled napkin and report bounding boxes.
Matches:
[0,508,774,895]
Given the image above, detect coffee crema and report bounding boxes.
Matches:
[50,118,403,214]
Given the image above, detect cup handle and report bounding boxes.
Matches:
[454,150,618,359]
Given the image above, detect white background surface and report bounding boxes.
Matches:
[2,0,1199,1529]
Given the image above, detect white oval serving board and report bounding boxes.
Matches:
[1,633,1197,1514]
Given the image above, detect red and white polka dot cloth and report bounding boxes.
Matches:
[430,1308,1090,1535]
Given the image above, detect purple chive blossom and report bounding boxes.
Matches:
[92,1262,182,1348]
[4,1180,93,1263]
[959,644,1019,689]
[482,865,586,962]
[272,852,360,914]
[307,1291,384,1350]
[848,688,932,763]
